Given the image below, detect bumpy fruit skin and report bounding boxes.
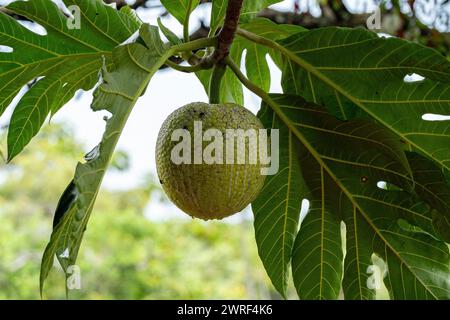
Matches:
[156,102,266,220]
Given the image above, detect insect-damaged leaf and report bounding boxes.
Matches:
[253,94,450,299]
[280,27,450,172]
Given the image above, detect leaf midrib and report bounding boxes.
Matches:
[280,128,293,296]
[319,167,325,298]
[352,206,364,299]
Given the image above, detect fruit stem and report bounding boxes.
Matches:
[180,0,201,63]
[164,37,217,73]
[170,37,218,55]
[209,62,227,103]
[201,0,244,68]
[165,59,206,72]
[225,56,264,97]
[183,0,194,43]
[224,56,288,125]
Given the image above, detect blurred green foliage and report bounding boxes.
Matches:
[0,124,279,299]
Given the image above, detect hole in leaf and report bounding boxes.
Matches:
[377,180,403,191]
[17,21,47,36]
[121,31,141,46]
[59,248,70,259]
[422,113,450,121]
[377,181,387,189]
[377,33,393,38]
[27,76,45,89]
[105,2,117,9]
[0,84,30,121]
[84,144,100,162]
[403,73,425,83]
[266,54,283,93]
[0,45,13,53]
[52,0,72,17]
[299,199,310,225]
[369,253,389,297]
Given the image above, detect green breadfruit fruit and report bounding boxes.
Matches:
[156,102,267,220]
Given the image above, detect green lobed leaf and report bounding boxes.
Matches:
[238,18,305,92]
[406,152,450,243]
[256,94,450,299]
[240,0,282,22]
[252,100,304,298]
[157,17,181,45]
[279,27,450,172]
[342,207,377,300]
[160,0,199,25]
[245,42,271,91]
[239,18,305,66]
[39,24,169,296]
[0,0,141,161]
[292,193,343,299]
[380,220,450,299]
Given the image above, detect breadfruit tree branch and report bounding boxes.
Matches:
[201,0,243,68]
